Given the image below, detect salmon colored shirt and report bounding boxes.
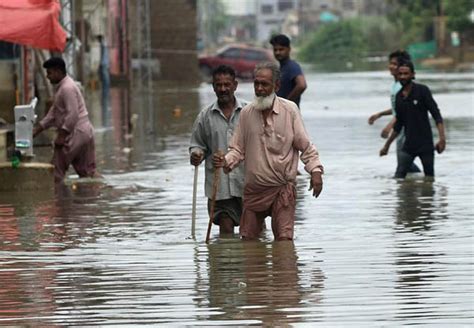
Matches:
[39,75,91,135]
[225,97,323,188]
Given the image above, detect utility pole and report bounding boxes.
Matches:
[135,0,154,134]
[60,0,77,79]
[436,0,446,55]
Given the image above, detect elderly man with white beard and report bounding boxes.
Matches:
[213,61,324,241]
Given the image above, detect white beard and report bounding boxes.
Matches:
[252,93,276,111]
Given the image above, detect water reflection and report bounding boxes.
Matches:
[0,191,56,251]
[0,261,58,327]
[295,175,311,228]
[0,71,471,325]
[0,195,61,325]
[203,240,324,325]
[110,87,131,139]
[139,82,201,138]
[393,180,449,321]
[0,183,144,326]
[394,180,448,233]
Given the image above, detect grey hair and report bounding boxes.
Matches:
[254,61,280,83]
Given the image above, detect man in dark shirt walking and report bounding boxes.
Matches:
[380,60,446,179]
[270,34,307,108]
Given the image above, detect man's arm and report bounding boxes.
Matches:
[422,85,445,154]
[189,111,208,166]
[380,91,404,154]
[32,124,44,138]
[286,74,307,102]
[380,116,397,138]
[291,108,323,173]
[368,108,392,125]
[379,130,399,156]
[34,99,56,137]
[290,107,324,197]
[61,86,81,134]
[435,122,446,154]
[217,113,246,173]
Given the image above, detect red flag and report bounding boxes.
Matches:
[0,0,66,51]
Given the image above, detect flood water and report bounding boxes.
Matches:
[0,70,473,326]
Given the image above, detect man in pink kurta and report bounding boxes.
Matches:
[214,62,324,240]
[33,57,98,183]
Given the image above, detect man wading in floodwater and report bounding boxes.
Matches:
[368,50,421,175]
[214,61,324,241]
[189,65,248,236]
[33,57,100,183]
[380,60,446,179]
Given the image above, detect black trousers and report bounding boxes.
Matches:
[395,150,434,178]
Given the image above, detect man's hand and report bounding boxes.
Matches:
[379,145,389,156]
[190,150,204,166]
[368,113,380,125]
[33,125,43,138]
[381,126,391,139]
[45,98,54,110]
[212,151,232,174]
[55,129,68,147]
[212,151,226,168]
[309,171,323,198]
[436,138,446,154]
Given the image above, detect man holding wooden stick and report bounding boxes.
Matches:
[189,65,248,236]
[214,61,324,241]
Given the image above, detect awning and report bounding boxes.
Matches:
[0,0,66,52]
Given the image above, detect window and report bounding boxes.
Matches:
[0,41,20,59]
[261,4,273,14]
[220,48,240,59]
[242,49,268,61]
[278,0,294,11]
[342,0,354,10]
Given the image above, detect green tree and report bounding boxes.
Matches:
[444,0,474,33]
[387,0,474,45]
[443,0,474,60]
[359,16,399,54]
[299,19,367,71]
[298,17,398,71]
[387,0,439,47]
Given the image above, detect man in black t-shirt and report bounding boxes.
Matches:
[379,60,446,179]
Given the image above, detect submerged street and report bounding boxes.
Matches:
[0,70,473,326]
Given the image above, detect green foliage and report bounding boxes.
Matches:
[388,0,474,44]
[359,16,399,53]
[298,17,398,71]
[298,0,474,70]
[387,0,438,46]
[299,20,366,70]
[444,0,474,32]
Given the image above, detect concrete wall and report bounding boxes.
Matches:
[0,61,17,123]
[0,129,6,162]
[129,0,200,83]
[151,0,199,82]
[0,162,54,191]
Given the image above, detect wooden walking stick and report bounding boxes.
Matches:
[206,151,223,243]
[191,165,199,239]
[206,167,220,243]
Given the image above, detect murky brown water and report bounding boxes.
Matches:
[0,71,473,326]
